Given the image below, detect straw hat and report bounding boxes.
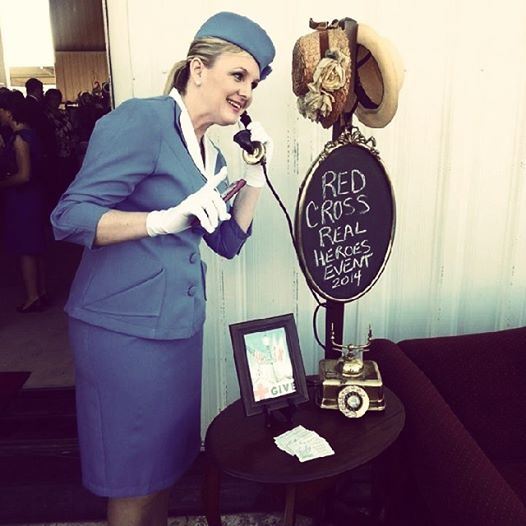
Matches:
[292,26,352,128]
[292,23,404,129]
[354,25,404,128]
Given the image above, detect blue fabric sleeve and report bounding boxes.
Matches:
[201,150,252,259]
[50,99,161,248]
[202,218,252,259]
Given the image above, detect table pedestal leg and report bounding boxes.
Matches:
[372,440,405,523]
[283,484,297,526]
[202,460,221,526]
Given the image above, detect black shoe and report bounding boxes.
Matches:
[16,298,44,313]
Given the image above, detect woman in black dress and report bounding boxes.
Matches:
[0,90,48,312]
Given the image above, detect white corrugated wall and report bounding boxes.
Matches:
[104,0,526,431]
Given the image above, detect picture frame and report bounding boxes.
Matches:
[229,313,309,417]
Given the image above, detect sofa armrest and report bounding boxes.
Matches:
[398,327,526,461]
[369,339,526,526]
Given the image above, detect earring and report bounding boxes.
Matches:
[196,81,201,87]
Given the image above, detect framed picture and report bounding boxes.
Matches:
[229,313,309,417]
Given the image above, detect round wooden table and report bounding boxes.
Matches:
[203,387,405,525]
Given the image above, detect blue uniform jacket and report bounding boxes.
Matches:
[51,96,250,340]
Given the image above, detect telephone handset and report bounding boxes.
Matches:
[221,112,266,202]
[233,112,267,165]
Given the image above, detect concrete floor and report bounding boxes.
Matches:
[0,236,82,389]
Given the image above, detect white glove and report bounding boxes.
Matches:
[243,121,274,188]
[146,167,231,236]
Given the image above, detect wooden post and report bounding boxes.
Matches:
[325,300,344,359]
[324,120,346,359]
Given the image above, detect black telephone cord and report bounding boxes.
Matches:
[261,162,328,352]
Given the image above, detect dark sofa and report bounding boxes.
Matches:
[368,326,526,526]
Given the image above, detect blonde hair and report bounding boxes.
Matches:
[163,37,246,95]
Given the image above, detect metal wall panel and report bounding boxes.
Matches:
[105,0,526,430]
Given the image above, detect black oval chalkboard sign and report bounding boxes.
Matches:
[295,136,395,302]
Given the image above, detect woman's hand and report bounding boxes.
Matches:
[146,167,231,236]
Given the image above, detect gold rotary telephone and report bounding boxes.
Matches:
[315,326,385,418]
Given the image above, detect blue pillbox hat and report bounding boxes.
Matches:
[194,12,275,79]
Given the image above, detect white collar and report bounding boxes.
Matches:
[169,88,217,179]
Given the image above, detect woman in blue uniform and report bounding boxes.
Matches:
[50,12,275,526]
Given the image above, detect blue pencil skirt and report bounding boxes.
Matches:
[69,318,203,498]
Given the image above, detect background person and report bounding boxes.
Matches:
[50,11,275,526]
[44,88,79,208]
[25,77,57,211]
[0,90,48,312]
[24,77,56,161]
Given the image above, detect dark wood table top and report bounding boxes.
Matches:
[205,387,405,485]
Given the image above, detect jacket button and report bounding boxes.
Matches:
[187,285,197,297]
[189,252,198,264]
